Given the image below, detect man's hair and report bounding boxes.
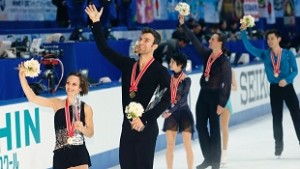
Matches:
[141,27,161,45]
[215,32,227,51]
[171,52,188,69]
[265,29,282,39]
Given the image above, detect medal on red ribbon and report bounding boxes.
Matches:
[129,58,155,99]
[170,72,184,104]
[204,51,223,82]
[65,100,80,145]
[271,48,282,78]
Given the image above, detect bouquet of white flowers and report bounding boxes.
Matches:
[125,102,144,120]
[175,2,190,16]
[23,58,41,78]
[240,15,255,28]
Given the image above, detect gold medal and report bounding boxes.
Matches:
[274,72,279,77]
[129,91,136,99]
[67,137,73,145]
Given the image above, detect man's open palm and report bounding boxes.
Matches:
[85,5,103,23]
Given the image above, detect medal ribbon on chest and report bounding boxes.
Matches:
[65,100,80,144]
[271,48,282,78]
[170,71,184,104]
[129,58,154,99]
[204,51,223,81]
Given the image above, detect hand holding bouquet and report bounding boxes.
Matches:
[175,2,190,16]
[125,102,145,131]
[125,102,144,120]
[20,58,41,78]
[240,15,255,30]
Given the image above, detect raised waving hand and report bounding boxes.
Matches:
[85,4,103,23]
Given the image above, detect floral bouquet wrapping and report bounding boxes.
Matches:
[145,85,167,111]
[175,2,190,16]
[23,58,41,78]
[240,15,255,28]
[125,102,144,120]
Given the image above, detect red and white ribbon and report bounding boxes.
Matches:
[204,51,223,78]
[170,72,184,104]
[130,58,155,92]
[65,100,74,138]
[271,48,282,75]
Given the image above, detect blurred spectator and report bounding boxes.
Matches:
[66,0,88,29]
[89,0,117,28]
[172,23,184,39]
[248,29,264,40]
[154,32,189,64]
[52,0,69,28]
[69,28,88,41]
[292,33,300,51]
[205,24,219,42]
[198,19,206,31]
[192,22,207,44]
[219,20,229,37]
[177,18,207,43]
[228,19,239,41]
[0,0,5,12]
[186,17,197,29]
[116,0,134,27]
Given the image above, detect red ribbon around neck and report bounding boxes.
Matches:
[271,48,282,75]
[65,100,74,138]
[204,51,223,78]
[170,72,184,104]
[130,58,154,92]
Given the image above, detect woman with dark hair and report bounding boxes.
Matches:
[179,14,232,169]
[162,52,195,169]
[18,65,94,169]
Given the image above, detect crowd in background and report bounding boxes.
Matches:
[51,0,300,51]
[1,0,299,60]
[52,0,133,29]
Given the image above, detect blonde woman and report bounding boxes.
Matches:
[220,69,237,166]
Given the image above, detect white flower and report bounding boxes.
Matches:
[23,58,41,78]
[125,102,144,120]
[175,2,190,16]
[240,15,255,28]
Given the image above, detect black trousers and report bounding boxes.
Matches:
[270,84,300,145]
[195,89,221,165]
[119,121,159,169]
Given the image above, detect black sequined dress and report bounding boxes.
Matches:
[52,102,91,169]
